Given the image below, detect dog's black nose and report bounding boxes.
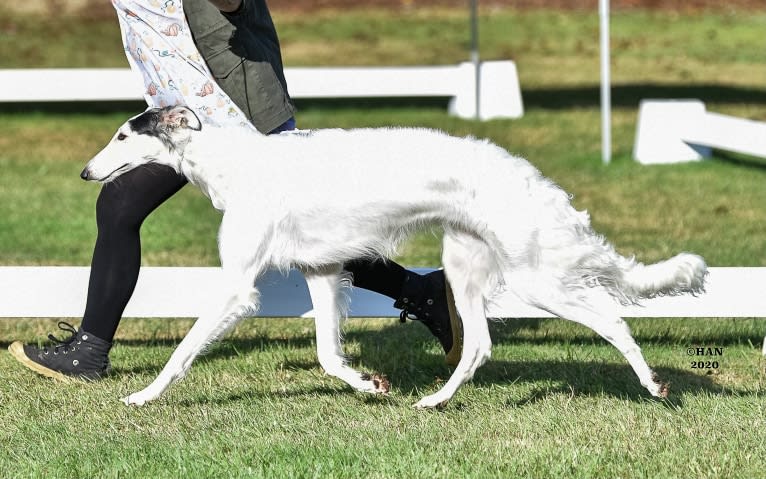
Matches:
[80,168,90,181]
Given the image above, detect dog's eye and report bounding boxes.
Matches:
[116,133,127,141]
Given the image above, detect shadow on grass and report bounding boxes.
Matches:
[712,149,766,172]
[104,318,760,407]
[349,322,751,408]
[107,333,316,351]
[523,83,766,109]
[486,318,766,348]
[3,317,758,350]
[174,385,363,408]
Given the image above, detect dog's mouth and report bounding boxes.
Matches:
[96,163,132,182]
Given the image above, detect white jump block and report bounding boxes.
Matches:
[685,111,766,159]
[633,100,766,164]
[633,100,712,164]
[2,266,764,353]
[447,61,524,120]
[0,63,524,121]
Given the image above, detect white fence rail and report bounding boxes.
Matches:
[0,62,524,120]
[1,266,763,319]
[3,267,764,352]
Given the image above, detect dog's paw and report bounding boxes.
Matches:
[360,372,390,394]
[413,394,450,410]
[658,382,670,398]
[648,373,670,399]
[121,393,148,406]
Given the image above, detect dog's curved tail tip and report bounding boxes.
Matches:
[621,252,708,301]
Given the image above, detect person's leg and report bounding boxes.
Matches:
[343,258,408,300]
[344,258,463,365]
[81,164,188,341]
[9,164,187,380]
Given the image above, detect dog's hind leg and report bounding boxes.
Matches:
[304,265,389,394]
[558,301,667,397]
[512,275,667,398]
[414,231,497,409]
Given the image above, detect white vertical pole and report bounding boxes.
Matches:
[599,0,612,164]
[470,0,480,120]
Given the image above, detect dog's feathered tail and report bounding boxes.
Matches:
[575,239,708,305]
[617,252,708,301]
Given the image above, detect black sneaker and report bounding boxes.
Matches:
[394,270,463,366]
[8,322,112,381]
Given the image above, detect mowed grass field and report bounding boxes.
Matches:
[1,5,765,478]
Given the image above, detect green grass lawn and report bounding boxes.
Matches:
[1,6,765,479]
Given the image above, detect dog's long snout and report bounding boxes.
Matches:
[80,167,91,181]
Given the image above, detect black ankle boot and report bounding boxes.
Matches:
[394,270,463,366]
[9,322,112,381]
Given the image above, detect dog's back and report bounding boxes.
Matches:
[186,125,553,262]
[188,125,546,215]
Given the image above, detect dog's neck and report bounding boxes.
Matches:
[177,126,266,211]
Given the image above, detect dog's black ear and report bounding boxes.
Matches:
[159,105,202,131]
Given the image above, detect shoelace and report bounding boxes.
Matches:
[43,321,80,355]
[399,307,410,323]
[398,300,439,331]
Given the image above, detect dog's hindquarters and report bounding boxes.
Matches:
[477,169,707,305]
[460,163,705,399]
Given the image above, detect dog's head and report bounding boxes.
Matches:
[80,105,202,182]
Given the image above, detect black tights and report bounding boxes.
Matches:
[80,164,408,341]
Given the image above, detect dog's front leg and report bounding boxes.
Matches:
[121,274,259,406]
[304,265,389,395]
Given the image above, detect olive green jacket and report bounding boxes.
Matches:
[184,0,296,133]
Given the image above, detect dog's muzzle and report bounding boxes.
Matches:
[80,167,91,181]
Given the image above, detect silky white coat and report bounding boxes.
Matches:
[82,106,707,408]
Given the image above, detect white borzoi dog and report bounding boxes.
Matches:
[81,105,707,408]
